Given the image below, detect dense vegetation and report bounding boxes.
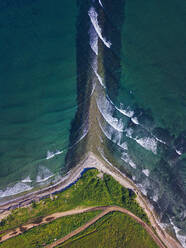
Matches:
[0,211,100,248]
[0,169,149,236]
[59,212,158,248]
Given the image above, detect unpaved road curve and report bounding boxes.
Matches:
[45,206,166,248]
[0,153,181,248]
[0,206,104,243]
[0,205,165,248]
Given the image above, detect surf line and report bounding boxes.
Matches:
[88,6,111,48]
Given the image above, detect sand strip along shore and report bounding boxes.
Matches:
[0,152,183,248]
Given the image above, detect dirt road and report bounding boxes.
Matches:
[0,153,182,248]
[0,205,165,248]
[0,206,103,243]
[39,206,166,248]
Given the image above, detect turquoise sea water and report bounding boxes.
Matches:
[0,0,77,191]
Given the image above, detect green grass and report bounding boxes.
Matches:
[0,169,149,234]
[58,212,158,248]
[0,211,100,248]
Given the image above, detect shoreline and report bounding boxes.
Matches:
[0,152,183,248]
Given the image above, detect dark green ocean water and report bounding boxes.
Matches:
[119,0,186,136]
[0,0,77,192]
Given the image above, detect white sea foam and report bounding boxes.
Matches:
[120,142,128,150]
[114,101,139,125]
[99,119,129,152]
[111,100,178,157]
[89,24,98,55]
[88,7,111,48]
[125,127,157,154]
[170,219,186,248]
[91,48,105,88]
[91,82,97,95]
[142,169,150,177]
[154,137,166,145]
[115,106,134,118]
[37,175,53,183]
[98,0,103,7]
[137,183,148,196]
[94,70,105,88]
[46,150,63,160]
[125,128,133,138]
[135,137,157,154]
[69,122,89,150]
[99,135,103,143]
[176,149,182,155]
[92,58,105,88]
[158,221,168,230]
[132,175,136,181]
[114,102,179,157]
[112,130,121,143]
[0,183,32,198]
[98,147,114,168]
[74,123,89,146]
[98,118,112,141]
[107,98,134,119]
[152,194,159,202]
[36,166,53,183]
[131,117,139,125]
[97,96,124,132]
[121,152,136,169]
[154,135,182,156]
[77,128,88,143]
[22,176,32,183]
[116,104,183,158]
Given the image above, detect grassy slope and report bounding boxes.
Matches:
[0,169,149,234]
[59,212,158,248]
[0,211,100,248]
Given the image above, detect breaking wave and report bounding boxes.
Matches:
[135,137,157,154]
[115,104,134,118]
[22,176,32,183]
[98,118,127,150]
[91,56,105,88]
[97,95,158,154]
[170,219,186,248]
[142,169,150,177]
[121,152,136,169]
[176,149,182,155]
[46,150,63,160]
[97,95,124,132]
[36,166,54,183]
[89,24,98,55]
[88,7,112,48]
[98,0,103,8]
[89,21,106,88]
[0,183,32,198]
[136,183,148,196]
